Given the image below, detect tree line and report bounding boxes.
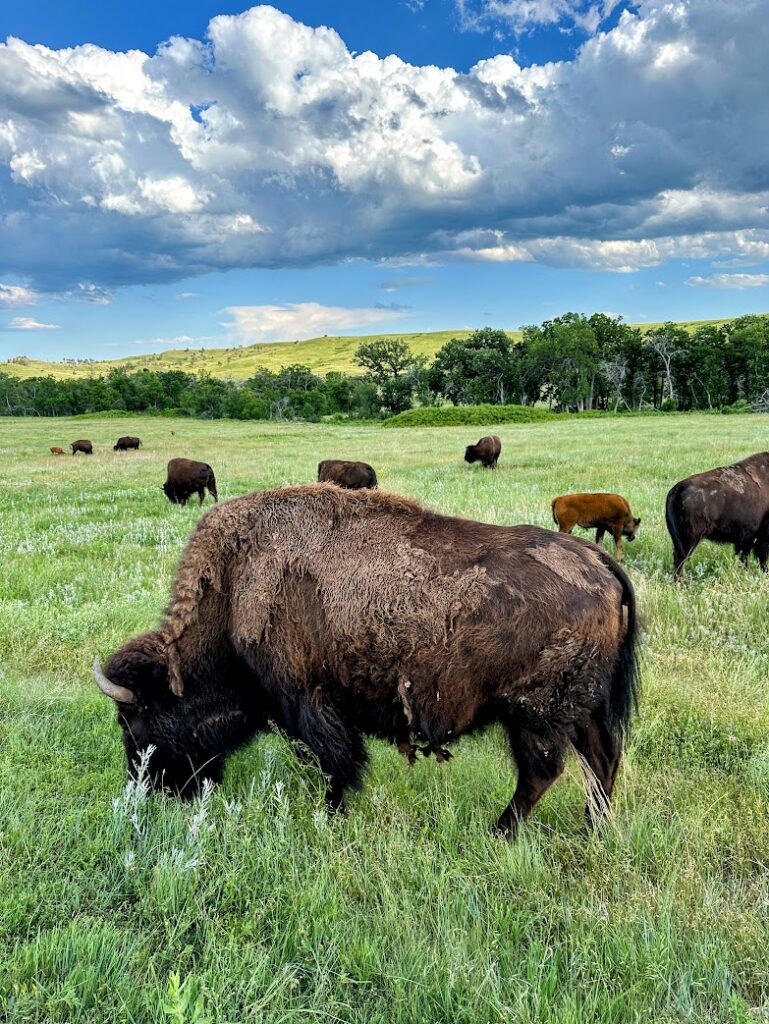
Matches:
[2,312,769,420]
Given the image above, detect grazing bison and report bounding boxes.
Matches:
[50,446,65,456]
[464,435,501,469]
[552,493,641,563]
[94,486,638,839]
[114,436,141,451]
[70,440,93,455]
[666,452,769,578]
[317,459,378,490]
[163,458,218,506]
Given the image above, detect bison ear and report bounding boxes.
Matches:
[635,517,642,525]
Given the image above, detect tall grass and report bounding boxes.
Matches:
[2,414,769,1022]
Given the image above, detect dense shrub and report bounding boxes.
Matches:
[383,404,557,428]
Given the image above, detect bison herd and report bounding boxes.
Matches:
[72,427,769,840]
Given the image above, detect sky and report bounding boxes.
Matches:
[1,0,769,361]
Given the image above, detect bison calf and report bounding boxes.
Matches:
[666,452,769,578]
[70,440,93,455]
[114,436,141,451]
[163,458,218,506]
[317,459,378,490]
[552,493,640,562]
[464,435,501,469]
[50,446,65,456]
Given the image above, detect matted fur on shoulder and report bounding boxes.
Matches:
[162,485,428,694]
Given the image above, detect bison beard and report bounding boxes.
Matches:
[94,486,639,838]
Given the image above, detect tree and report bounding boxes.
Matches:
[354,339,425,415]
[428,327,523,405]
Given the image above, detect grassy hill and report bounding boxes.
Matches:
[0,318,735,381]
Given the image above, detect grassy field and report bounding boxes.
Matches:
[0,318,736,381]
[2,413,769,1023]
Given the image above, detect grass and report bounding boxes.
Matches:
[0,317,738,381]
[2,413,769,1023]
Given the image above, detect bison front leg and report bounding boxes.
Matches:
[612,529,624,561]
[494,725,565,840]
[296,699,368,812]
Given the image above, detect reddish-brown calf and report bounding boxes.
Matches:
[552,493,640,562]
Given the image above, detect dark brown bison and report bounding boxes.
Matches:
[317,459,378,489]
[552,493,641,563]
[666,452,769,578]
[114,436,141,451]
[162,458,218,506]
[94,486,638,839]
[70,440,93,455]
[50,446,65,455]
[464,435,501,469]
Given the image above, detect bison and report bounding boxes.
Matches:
[94,486,638,839]
[464,435,501,469]
[70,440,93,455]
[317,459,378,490]
[50,446,65,456]
[666,452,769,578]
[163,458,218,506]
[114,436,141,451]
[552,493,641,563]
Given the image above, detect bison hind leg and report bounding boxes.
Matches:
[494,723,567,840]
[573,711,621,830]
[296,699,368,812]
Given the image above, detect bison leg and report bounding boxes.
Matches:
[573,713,620,829]
[198,487,206,505]
[735,540,752,568]
[612,529,624,562]
[494,724,566,840]
[295,699,368,812]
[595,527,606,547]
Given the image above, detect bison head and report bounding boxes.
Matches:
[162,482,181,504]
[464,446,478,464]
[623,516,642,541]
[93,641,227,797]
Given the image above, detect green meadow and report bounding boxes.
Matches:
[2,413,769,1023]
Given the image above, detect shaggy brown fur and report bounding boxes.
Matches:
[666,452,769,578]
[70,439,93,455]
[552,493,641,562]
[464,435,501,469]
[317,459,378,489]
[163,458,218,506]
[50,446,65,455]
[97,485,638,839]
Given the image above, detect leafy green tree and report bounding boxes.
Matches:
[428,328,523,405]
[354,339,425,415]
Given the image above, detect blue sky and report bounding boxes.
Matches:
[1,0,768,361]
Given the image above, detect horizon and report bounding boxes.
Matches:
[2,0,769,361]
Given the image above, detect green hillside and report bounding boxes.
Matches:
[0,318,734,381]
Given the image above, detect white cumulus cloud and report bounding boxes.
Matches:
[6,316,60,330]
[0,2,768,291]
[686,273,769,290]
[0,283,37,307]
[223,302,409,344]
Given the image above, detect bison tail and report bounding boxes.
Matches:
[208,470,218,502]
[551,499,559,525]
[665,484,688,572]
[605,558,640,740]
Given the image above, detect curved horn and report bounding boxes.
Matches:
[92,657,136,704]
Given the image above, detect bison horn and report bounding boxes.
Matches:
[92,657,136,704]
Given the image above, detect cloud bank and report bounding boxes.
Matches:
[223,302,408,343]
[1,1,768,294]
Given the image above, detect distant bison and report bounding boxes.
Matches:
[552,493,641,563]
[70,440,93,455]
[666,452,769,578]
[50,446,65,456]
[464,435,501,469]
[317,459,378,490]
[163,458,218,506]
[114,436,141,451]
[94,485,638,839]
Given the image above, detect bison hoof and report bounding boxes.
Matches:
[420,744,453,763]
